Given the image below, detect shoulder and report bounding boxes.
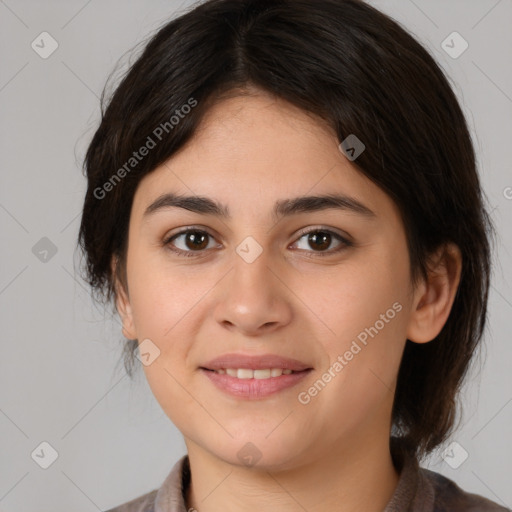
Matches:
[102,454,189,512]
[103,488,158,512]
[420,468,510,511]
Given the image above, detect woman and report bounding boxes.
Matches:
[78,0,508,510]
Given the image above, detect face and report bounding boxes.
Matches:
[115,90,423,470]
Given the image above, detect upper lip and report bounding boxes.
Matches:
[201,353,313,371]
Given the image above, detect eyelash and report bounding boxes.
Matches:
[162,227,353,258]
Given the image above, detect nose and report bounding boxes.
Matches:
[213,248,293,336]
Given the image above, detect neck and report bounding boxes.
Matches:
[184,430,400,512]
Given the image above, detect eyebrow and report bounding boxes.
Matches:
[143,192,377,221]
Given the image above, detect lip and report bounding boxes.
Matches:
[199,353,313,400]
[200,368,313,400]
[200,353,312,372]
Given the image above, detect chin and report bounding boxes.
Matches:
[209,435,310,472]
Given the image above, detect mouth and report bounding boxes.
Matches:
[199,353,313,399]
[201,353,312,372]
[201,368,302,378]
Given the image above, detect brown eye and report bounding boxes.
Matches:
[292,228,353,257]
[182,231,209,250]
[307,231,332,251]
[164,229,217,256]
[164,227,352,259]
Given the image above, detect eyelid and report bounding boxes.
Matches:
[162,225,221,255]
[292,225,353,245]
[163,225,353,257]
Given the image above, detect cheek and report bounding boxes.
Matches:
[141,362,205,445]
[308,242,411,388]
[127,255,203,345]
[125,253,216,425]
[130,277,203,430]
[309,248,409,343]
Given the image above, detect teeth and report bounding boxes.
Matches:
[214,368,295,378]
[237,369,254,379]
[254,369,271,379]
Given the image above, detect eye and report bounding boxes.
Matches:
[290,228,352,256]
[164,228,219,257]
[163,227,352,258]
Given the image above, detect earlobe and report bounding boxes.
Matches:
[111,256,137,340]
[406,243,462,344]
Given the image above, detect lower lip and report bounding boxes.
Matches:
[200,368,312,399]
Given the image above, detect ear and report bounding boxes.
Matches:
[406,242,462,344]
[111,256,137,340]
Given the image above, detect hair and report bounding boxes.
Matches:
[77,0,495,461]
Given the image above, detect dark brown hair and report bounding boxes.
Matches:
[77,0,495,461]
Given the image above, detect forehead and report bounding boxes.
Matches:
[130,92,401,226]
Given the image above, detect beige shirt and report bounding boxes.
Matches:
[105,439,510,512]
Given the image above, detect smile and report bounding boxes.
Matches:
[200,367,312,399]
[211,368,294,378]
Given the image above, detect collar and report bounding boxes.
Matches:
[154,438,434,512]
[383,437,435,512]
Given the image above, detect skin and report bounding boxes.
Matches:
[114,88,462,512]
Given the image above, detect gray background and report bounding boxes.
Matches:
[1,0,511,510]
